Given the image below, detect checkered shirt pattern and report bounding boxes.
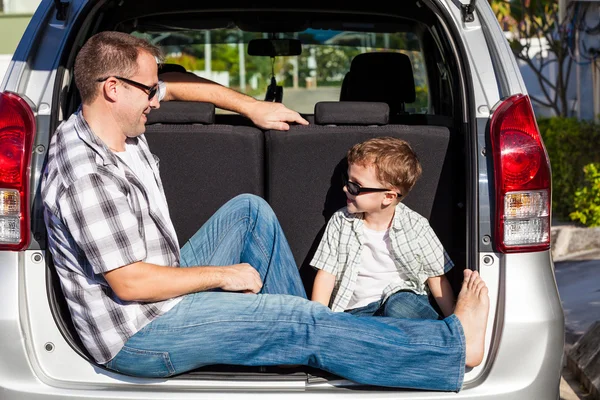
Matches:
[41,83,182,364]
[310,202,454,312]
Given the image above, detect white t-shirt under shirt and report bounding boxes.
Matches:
[347,226,410,310]
[115,143,179,252]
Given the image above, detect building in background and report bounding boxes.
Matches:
[0,0,41,83]
[559,0,600,122]
[2,0,41,13]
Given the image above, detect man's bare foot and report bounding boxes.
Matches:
[454,269,489,368]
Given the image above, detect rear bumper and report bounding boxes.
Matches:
[0,250,564,399]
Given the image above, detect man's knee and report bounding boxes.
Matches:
[230,194,273,217]
[231,193,266,205]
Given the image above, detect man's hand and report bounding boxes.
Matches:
[246,101,309,131]
[159,72,308,130]
[220,263,263,293]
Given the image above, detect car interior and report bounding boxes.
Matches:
[46,0,471,382]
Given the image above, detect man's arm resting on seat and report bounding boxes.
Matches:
[158,71,309,130]
[104,261,263,302]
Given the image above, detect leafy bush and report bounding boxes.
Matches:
[164,54,204,71]
[537,117,600,221]
[413,85,429,113]
[569,163,600,227]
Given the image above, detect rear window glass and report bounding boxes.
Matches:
[133,29,429,114]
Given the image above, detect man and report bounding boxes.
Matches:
[41,31,489,391]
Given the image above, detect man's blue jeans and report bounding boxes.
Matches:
[105,194,466,391]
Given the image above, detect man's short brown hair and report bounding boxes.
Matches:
[74,31,163,104]
[347,136,422,196]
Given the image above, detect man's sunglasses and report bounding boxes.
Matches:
[344,178,402,198]
[96,76,159,101]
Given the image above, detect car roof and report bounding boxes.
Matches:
[99,0,439,34]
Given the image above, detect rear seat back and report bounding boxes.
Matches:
[145,101,265,246]
[265,102,452,292]
[340,52,453,127]
[340,52,415,116]
[143,100,455,295]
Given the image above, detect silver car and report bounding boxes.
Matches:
[0,0,564,398]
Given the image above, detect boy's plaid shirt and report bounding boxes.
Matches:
[41,95,182,364]
[310,202,454,312]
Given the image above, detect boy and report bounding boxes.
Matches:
[311,136,456,319]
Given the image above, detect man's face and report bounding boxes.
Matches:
[115,51,160,138]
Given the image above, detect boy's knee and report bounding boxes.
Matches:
[384,291,420,310]
[228,193,262,209]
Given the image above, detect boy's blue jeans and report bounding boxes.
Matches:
[346,291,441,320]
[105,194,466,391]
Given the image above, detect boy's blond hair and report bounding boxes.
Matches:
[347,137,422,196]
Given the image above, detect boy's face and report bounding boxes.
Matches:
[344,163,398,214]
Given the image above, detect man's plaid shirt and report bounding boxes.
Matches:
[310,202,454,312]
[41,99,182,364]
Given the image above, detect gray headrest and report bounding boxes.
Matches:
[340,52,416,114]
[146,101,215,125]
[314,101,389,125]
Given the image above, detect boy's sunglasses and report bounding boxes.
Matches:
[96,76,159,101]
[344,178,402,198]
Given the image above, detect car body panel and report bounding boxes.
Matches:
[0,0,564,398]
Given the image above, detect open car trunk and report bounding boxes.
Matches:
[44,0,475,387]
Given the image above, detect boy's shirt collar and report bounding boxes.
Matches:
[341,202,408,232]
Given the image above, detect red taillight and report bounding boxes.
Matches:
[0,91,36,250]
[489,94,551,253]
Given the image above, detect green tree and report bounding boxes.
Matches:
[490,0,515,30]
[570,163,600,227]
[491,0,573,116]
[302,46,360,85]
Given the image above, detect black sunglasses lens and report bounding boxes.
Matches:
[346,181,359,195]
[148,86,158,100]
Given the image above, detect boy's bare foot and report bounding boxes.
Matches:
[454,269,489,368]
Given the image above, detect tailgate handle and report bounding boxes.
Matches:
[53,0,69,21]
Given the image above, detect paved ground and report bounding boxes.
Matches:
[282,87,341,114]
[562,367,594,400]
[556,256,600,344]
[555,252,600,399]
